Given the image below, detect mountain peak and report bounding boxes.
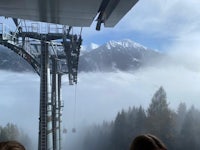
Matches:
[81,43,99,51]
[79,39,162,72]
[105,39,147,50]
[81,43,100,55]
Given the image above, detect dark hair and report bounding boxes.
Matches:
[130,134,167,150]
[0,141,25,150]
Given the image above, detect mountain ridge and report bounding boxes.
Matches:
[0,39,163,72]
[79,39,162,72]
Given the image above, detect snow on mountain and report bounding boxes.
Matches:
[81,43,100,55]
[106,39,148,50]
[90,43,100,50]
[79,39,162,72]
[0,39,162,72]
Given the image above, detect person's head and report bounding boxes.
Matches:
[0,141,25,150]
[130,134,167,150]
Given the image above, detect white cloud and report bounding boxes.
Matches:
[1,49,200,127]
[62,62,200,128]
[1,47,200,146]
[119,0,200,37]
[80,0,200,50]
[0,71,39,147]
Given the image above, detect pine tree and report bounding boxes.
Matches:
[111,110,127,150]
[180,106,200,150]
[0,123,19,141]
[135,106,147,134]
[146,86,175,149]
[176,102,187,132]
[0,123,32,150]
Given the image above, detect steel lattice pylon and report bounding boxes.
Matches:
[0,21,82,150]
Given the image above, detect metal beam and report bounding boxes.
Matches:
[38,37,50,150]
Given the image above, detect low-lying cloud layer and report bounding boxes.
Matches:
[1,47,200,146]
[1,33,200,148]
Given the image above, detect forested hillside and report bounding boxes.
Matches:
[67,87,200,150]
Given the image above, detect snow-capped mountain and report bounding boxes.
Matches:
[0,39,162,72]
[78,39,162,72]
[81,43,100,55]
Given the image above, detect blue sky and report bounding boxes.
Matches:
[81,0,200,51]
[1,0,200,51]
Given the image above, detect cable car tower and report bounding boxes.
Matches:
[0,20,82,150]
[0,1,139,150]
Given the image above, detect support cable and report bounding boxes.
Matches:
[72,84,77,133]
[79,27,83,36]
[23,19,28,32]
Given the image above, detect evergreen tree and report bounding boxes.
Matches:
[180,106,200,150]
[111,110,128,150]
[135,106,147,134]
[126,107,139,141]
[176,102,187,132]
[83,121,113,150]
[74,87,200,150]
[110,106,147,150]
[0,123,32,150]
[146,86,175,149]
[0,123,19,141]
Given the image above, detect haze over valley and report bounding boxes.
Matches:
[0,38,200,149]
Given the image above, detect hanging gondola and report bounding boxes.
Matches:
[63,128,67,134]
[72,128,76,133]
